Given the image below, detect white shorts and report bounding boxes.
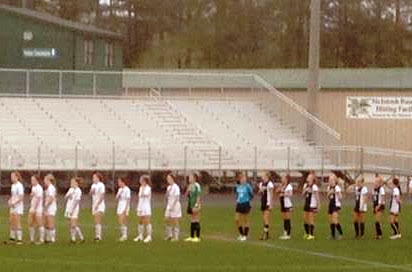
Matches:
[44,206,57,216]
[10,204,24,215]
[165,204,182,218]
[29,207,43,217]
[65,207,79,219]
[117,203,129,216]
[92,203,106,215]
[137,206,151,217]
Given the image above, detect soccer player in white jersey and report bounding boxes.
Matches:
[44,174,57,243]
[90,172,105,241]
[347,177,368,239]
[8,171,24,245]
[116,177,131,242]
[372,176,385,240]
[165,174,182,241]
[389,178,402,240]
[302,172,320,240]
[28,175,45,244]
[278,175,293,240]
[327,174,343,240]
[134,175,152,243]
[258,172,274,240]
[65,177,84,243]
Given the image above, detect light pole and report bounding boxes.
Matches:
[307,0,321,142]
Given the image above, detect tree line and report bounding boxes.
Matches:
[2,0,412,68]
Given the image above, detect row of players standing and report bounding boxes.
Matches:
[6,171,202,244]
[235,171,403,241]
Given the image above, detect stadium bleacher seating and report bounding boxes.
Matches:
[0,96,321,170]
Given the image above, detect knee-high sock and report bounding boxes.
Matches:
[138,224,144,238]
[360,223,365,236]
[330,224,336,238]
[173,225,180,240]
[75,226,84,240]
[375,222,382,236]
[195,222,201,238]
[309,225,314,236]
[304,223,309,234]
[336,223,343,235]
[354,222,359,236]
[285,220,291,236]
[95,224,102,239]
[146,224,152,238]
[29,227,35,242]
[39,226,45,242]
[190,222,195,238]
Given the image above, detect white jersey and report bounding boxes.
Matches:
[390,187,401,215]
[165,183,182,218]
[137,185,151,217]
[355,186,368,212]
[91,182,106,214]
[116,186,131,215]
[259,181,274,208]
[65,187,82,219]
[10,181,24,215]
[44,184,57,216]
[304,184,319,209]
[328,185,342,208]
[29,184,44,215]
[282,184,293,209]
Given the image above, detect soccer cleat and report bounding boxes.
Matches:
[79,239,86,244]
[236,235,243,241]
[16,240,24,245]
[335,235,343,241]
[375,235,383,240]
[303,234,309,239]
[70,239,76,244]
[171,237,179,242]
[94,237,102,243]
[143,236,152,243]
[184,237,194,242]
[306,235,315,240]
[240,236,247,241]
[279,235,291,240]
[133,236,143,242]
[397,234,402,239]
[164,236,173,241]
[390,234,401,240]
[35,241,44,245]
[119,236,127,242]
[192,237,201,243]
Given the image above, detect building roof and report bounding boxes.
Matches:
[0,4,123,39]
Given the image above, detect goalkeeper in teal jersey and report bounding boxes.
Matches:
[184,173,202,242]
[235,172,253,241]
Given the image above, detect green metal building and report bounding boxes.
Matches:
[0,4,123,95]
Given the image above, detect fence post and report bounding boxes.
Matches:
[254,146,258,182]
[58,71,63,97]
[26,70,30,96]
[37,145,41,175]
[112,142,116,185]
[287,146,291,174]
[74,144,78,176]
[148,143,151,177]
[183,146,188,184]
[92,72,97,97]
[320,146,325,181]
[359,146,364,175]
[218,146,222,185]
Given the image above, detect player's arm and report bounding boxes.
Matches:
[248,184,254,200]
[315,188,320,209]
[346,183,356,193]
[13,189,24,206]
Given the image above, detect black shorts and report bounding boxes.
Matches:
[328,206,341,215]
[236,202,251,214]
[281,207,292,213]
[373,205,385,214]
[304,206,318,213]
[261,204,271,212]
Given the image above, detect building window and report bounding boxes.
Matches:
[84,39,94,65]
[105,42,114,67]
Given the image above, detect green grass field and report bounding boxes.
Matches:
[0,194,411,272]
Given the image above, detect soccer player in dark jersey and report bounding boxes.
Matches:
[347,177,368,239]
[235,172,253,241]
[372,176,385,240]
[184,172,202,242]
[278,175,293,240]
[258,172,274,240]
[389,178,401,240]
[302,172,319,240]
[327,174,343,240]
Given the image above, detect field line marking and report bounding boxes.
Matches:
[207,234,412,271]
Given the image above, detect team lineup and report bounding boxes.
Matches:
[4,170,405,245]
